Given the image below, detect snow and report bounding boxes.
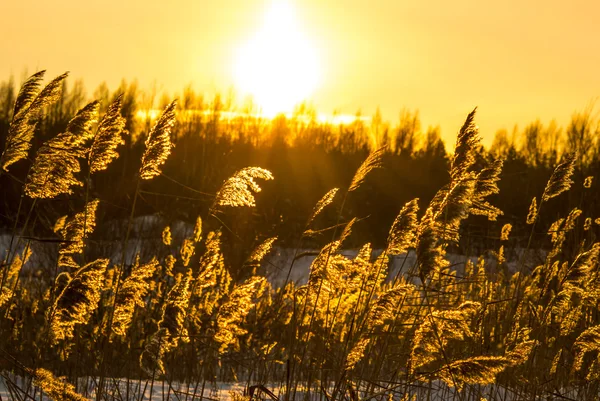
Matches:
[0,373,584,401]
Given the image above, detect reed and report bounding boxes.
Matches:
[2,74,600,401]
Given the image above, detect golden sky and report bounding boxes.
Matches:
[2,0,599,145]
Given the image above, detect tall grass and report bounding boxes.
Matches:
[0,71,600,401]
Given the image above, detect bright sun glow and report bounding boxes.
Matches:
[234,1,321,116]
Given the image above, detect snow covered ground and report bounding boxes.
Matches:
[0,373,582,401]
[2,212,546,290]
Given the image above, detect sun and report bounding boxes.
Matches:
[234,1,321,116]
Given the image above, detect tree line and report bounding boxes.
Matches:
[0,75,598,260]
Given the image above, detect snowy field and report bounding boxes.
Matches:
[0,373,574,401]
[1,213,546,290]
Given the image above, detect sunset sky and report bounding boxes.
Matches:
[2,0,599,145]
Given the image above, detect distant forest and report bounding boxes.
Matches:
[0,75,598,259]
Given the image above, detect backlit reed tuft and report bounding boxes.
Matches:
[306,187,339,227]
[88,94,126,173]
[245,237,277,273]
[526,197,538,224]
[471,158,503,220]
[211,167,274,213]
[345,283,415,370]
[159,270,192,344]
[415,209,448,279]
[542,151,577,201]
[25,101,99,198]
[500,223,512,241]
[0,248,31,307]
[439,355,519,389]
[349,146,385,191]
[214,275,268,352]
[387,198,419,254]
[140,270,192,375]
[112,256,159,337]
[450,108,479,181]
[54,199,99,268]
[573,324,600,373]
[410,301,481,374]
[49,259,108,344]
[139,100,177,180]
[33,368,89,401]
[1,71,68,171]
[162,226,172,246]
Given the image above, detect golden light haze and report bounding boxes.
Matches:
[1,0,600,145]
[234,1,321,116]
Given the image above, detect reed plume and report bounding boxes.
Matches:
[1,72,68,171]
[450,108,479,181]
[49,259,108,344]
[88,94,126,173]
[214,276,268,352]
[162,226,172,246]
[211,167,274,213]
[25,101,99,198]
[306,188,339,227]
[542,152,577,201]
[302,246,350,321]
[339,217,357,245]
[550,349,562,375]
[55,199,99,268]
[526,197,538,224]
[139,327,168,375]
[471,158,503,220]
[422,110,504,246]
[547,208,582,260]
[63,100,100,145]
[160,270,192,344]
[112,256,159,337]
[387,198,419,254]
[0,248,31,307]
[188,233,231,335]
[139,100,177,180]
[180,238,195,267]
[573,324,600,372]
[245,237,277,274]
[192,216,203,242]
[500,223,512,241]
[345,283,415,370]
[12,71,46,118]
[415,209,448,279]
[179,217,204,266]
[33,368,89,401]
[429,178,476,242]
[439,356,515,388]
[140,270,192,375]
[345,337,370,370]
[349,146,385,191]
[550,244,599,334]
[410,301,481,373]
[196,231,223,280]
[368,283,415,329]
